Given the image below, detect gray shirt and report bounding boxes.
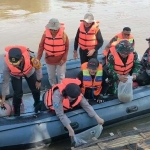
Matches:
[2,61,42,96]
[51,89,97,127]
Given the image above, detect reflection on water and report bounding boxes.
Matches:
[60,0,94,3]
[0,0,50,19]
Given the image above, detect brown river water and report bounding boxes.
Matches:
[0,0,150,149]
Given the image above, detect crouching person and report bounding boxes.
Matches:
[77,58,108,103]
[1,46,42,116]
[43,78,104,137]
[136,37,150,85]
[106,40,140,98]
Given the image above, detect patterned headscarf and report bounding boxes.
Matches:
[115,40,134,54]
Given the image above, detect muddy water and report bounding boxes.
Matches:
[0,0,150,149]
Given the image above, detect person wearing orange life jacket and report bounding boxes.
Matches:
[73,13,103,64]
[77,58,108,103]
[37,18,69,86]
[106,40,140,95]
[1,46,42,116]
[136,37,150,85]
[42,78,104,137]
[103,27,135,57]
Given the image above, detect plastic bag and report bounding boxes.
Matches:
[118,76,133,103]
[71,136,87,147]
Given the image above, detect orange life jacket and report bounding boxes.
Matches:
[44,23,66,56]
[44,78,82,110]
[103,33,134,57]
[5,46,33,77]
[110,46,134,75]
[81,62,103,96]
[78,21,99,50]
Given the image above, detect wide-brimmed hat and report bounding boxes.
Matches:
[87,58,99,70]
[116,40,134,54]
[46,18,60,30]
[8,48,22,63]
[81,13,95,23]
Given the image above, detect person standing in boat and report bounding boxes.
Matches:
[136,37,150,85]
[37,18,69,86]
[106,40,140,95]
[73,13,103,64]
[1,46,42,116]
[43,78,104,137]
[77,58,108,103]
[103,27,135,57]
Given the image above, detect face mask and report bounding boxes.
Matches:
[146,69,150,76]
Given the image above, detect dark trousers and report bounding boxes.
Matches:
[11,72,40,109]
[79,48,98,64]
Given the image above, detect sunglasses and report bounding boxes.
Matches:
[50,29,58,32]
[124,33,130,36]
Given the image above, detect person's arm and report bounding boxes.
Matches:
[1,62,11,104]
[105,36,118,49]
[107,54,119,81]
[61,33,69,63]
[131,52,141,76]
[80,95,104,125]
[95,29,104,51]
[37,32,46,60]
[77,71,83,88]
[52,89,75,136]
[74,28,80,51]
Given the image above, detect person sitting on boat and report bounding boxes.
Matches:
[136,37,150,85]
[103,27,135,58]
[73,13,104,64]
[106,40,140,95]
[1,46,42,116]
[37,18,69,86]
[77,58,108,103]
[43,78,104,137]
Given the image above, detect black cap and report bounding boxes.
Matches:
[65,83,81,98]
[87,58,99,70]
[8,48,22,63]
[146,37,150,41]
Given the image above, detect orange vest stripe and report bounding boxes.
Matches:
[5,46,33,77]
[78,21,99,50]
[44,23,65,56]
[110,47,134,75]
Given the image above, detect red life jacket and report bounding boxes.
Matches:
[81,62,103,96]
[44,78,82,110]
[44,23,66,56]
[5,46,33,76]
[110,46,134,75]
[78,21,99,50]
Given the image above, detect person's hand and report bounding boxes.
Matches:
[73,50,78,60]
[0,96,5,107]
[69,128,75,137]
[35,81,41,90]
[59,60,65,66]
[118,75,128,83]
[95,114,104,125]
[87,49,95,57]
[132,74,136,80]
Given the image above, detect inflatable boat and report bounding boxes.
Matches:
[0,55,150,150]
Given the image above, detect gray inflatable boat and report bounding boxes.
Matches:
[0,55,150,150]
